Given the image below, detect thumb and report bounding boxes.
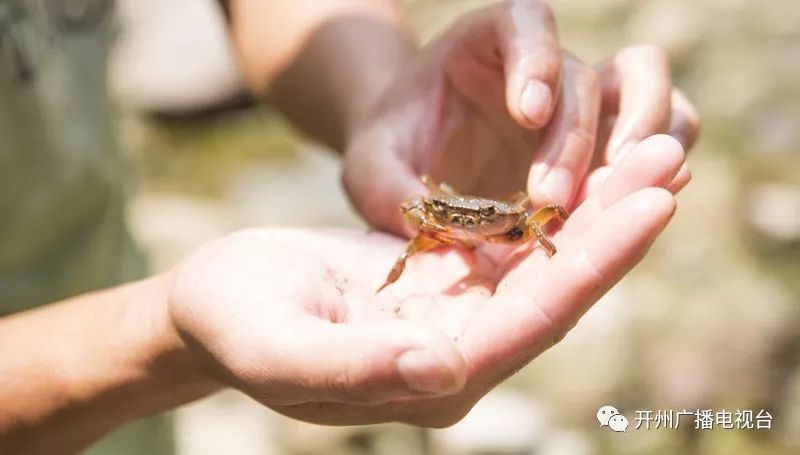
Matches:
[343,139,425,238]
[256,317,467,405]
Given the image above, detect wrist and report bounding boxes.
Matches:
[62,274,221,445]
[254,8,418,152]
[127,273,223,411]
[66,274,223,447]
[0,275,221,453]
[338,32,417,147]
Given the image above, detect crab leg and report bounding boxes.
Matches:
[376,233,447,293]
[526,203,569,256]
[530,221,557,255]
[421,175,458,196]
[529,203,569,225]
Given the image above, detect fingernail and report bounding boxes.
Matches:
[396,349,454,395]
[538,167,573,206]
[520,80,552,128]
[611,141,638,164]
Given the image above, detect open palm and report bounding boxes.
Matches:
[169,135,685,427]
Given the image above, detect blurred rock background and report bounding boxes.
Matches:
[111,0,800,454]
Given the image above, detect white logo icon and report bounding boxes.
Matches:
[597,405,619,426]
[597,405,628,432]
[609,414,629,432]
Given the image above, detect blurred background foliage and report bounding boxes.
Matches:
[112,0,800,454]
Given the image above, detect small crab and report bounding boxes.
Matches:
[377,175,569,293]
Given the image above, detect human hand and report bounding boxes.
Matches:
[343,0,699,236]
[168,134,685,426]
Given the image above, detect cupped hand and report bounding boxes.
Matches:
[169,135,686,427]
[343,0,699,236]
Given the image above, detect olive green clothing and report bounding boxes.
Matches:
[0,1,172,453]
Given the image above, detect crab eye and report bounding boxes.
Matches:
[463,217,477,228]
[480,206,496,217]
[430,199,446,212]
[449,213,463,224]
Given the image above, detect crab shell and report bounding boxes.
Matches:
[401,194,529,241]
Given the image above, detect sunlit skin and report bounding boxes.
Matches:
[0,0,702,451]
[0,136,690,454]
[232,0,699,237]
[341,6,700,238]
[377,176,568,292]
[170,135,688,428]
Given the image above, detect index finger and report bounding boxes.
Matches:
[461,137,683,379]
[527,54,601,208]
[496,0,562,129]
[461,188,675,381]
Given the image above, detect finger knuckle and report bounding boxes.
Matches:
[567,126,597,154]
[530,299,560,348]
[576,247,607,299]
[582,65,601,93]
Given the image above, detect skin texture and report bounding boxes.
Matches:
[228,0,415,151]
[169,135,691,427]
[0,0,701,452]
[0,136,687,453]
[340,3,699,236]
[228,0,700,235]
[0,277,217,454]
